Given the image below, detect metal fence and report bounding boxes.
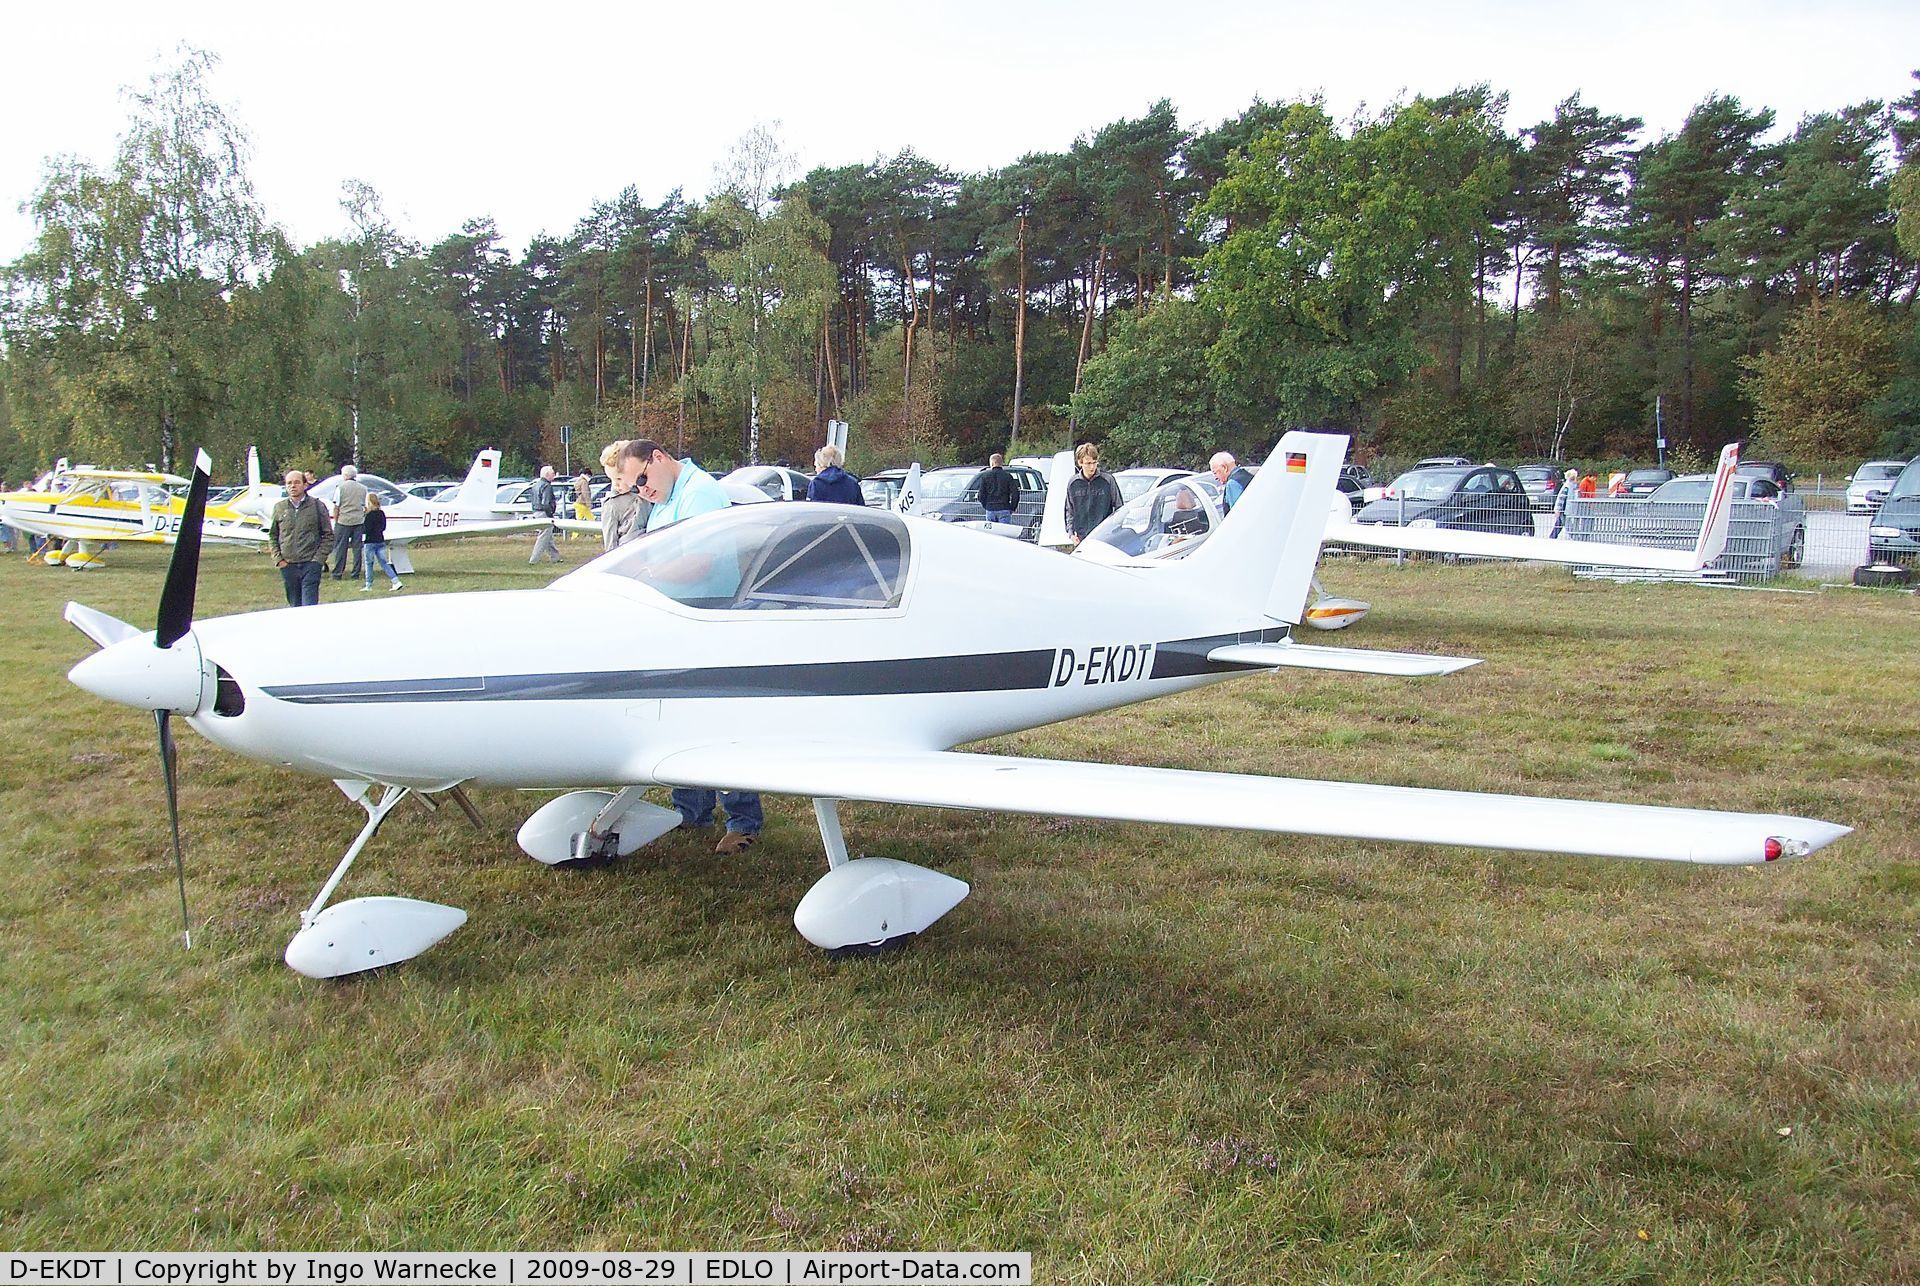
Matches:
[1561,495,1868,583]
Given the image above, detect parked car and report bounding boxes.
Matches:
[1352,465,1533,536]
[1736,461,1795,491]
[861,469,907,510]
[1413,455,1474,469]
[1512,465,1563,512]
[399,480,456,503]
[1867,457,1920,563]
[1623,467,1674,497]
[1116,467,1193,504]
[1633,474,1806,573]
[914,463,1050,535]
[492,475,609,516]
[1336,464,1375,506]
[1847,459,1907,515]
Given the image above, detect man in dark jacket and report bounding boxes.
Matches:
[806,445,865,505]
[528,465,562,564]
[976,453,1020,525]
[1065,443,1123,544]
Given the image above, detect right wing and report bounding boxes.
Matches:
[648,742,1847,867]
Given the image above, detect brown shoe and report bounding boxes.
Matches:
[714,831,757,855]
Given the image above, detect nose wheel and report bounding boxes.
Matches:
[281,780,469,979]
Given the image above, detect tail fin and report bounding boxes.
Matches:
[894,462,923,515]
[1177,430,1347,624]
[1692,442,1739,568]
[1037,450,1075,547]
[230,445,279,523]
[453,449,503,510]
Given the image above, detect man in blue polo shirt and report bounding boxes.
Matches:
[614,439,762,855]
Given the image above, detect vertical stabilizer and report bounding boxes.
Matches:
[1692,442,1739,568]
[1176,431,1348,624]
[453,449,504,511]
[894,463,923,516]
[1037,451,1075,547]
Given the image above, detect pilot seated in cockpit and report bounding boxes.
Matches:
[1164,488,1209,539]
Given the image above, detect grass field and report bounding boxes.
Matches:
[1,538,1916,1280]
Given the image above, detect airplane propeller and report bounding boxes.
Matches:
[153,448,211,947]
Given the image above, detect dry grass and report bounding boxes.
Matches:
[1,540,1916,1281]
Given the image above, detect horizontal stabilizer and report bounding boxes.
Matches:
[649,743,1848,867]
[1207,641,1478,676]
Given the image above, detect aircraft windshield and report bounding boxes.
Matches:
[1085,478,1221,557]
[108,482,176,506]
[591,506,910,610]
[1386,468,1471,501]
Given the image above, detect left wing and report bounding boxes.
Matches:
[1329,443,1739,571]
[649,742,1847,867]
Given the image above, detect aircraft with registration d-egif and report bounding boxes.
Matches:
[218,447,547,573]
[64,432,1846,981]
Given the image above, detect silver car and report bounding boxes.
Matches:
[1847,460,1907,515]
[1629,474,1806,577]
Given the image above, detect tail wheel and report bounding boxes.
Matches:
[1784,526,1805,569]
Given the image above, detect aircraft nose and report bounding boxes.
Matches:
[69,632,210,715]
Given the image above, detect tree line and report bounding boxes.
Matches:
[4,49,1918,487]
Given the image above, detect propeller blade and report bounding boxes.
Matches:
[157,449,212,649]
[156,710,192,950]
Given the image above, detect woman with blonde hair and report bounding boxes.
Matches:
[599,438,650,549]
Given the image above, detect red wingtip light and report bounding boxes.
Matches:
[1764,837,1784,862]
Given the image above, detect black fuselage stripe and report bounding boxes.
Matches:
[259,629,1292,706]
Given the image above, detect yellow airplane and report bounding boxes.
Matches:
[0,460,264,569]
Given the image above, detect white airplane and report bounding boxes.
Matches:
[216,448,548,573]
[64,433,1845,981]
[1064,447,1742,630]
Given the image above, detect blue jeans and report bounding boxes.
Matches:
[364,541,400,586]
[280,560,322,606]
[984,509,1013,525]
[672,788,763,835]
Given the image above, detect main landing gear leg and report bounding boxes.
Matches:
[281,780,468,980]
[791,798,970,953]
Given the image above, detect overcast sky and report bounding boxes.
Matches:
[5,0,1918,262]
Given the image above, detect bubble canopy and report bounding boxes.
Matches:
[577,504,912,611]
[1084,476,1224,560]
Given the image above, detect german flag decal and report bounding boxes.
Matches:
[1284,451,1308,473]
